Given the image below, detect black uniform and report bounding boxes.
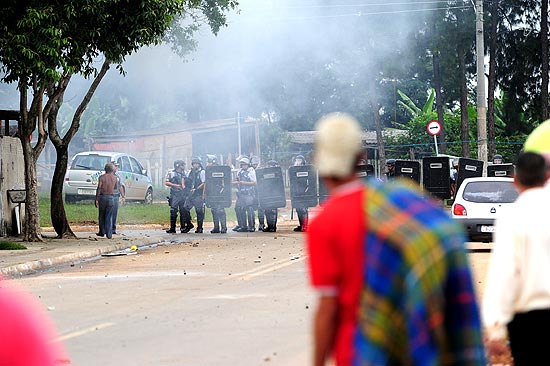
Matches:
[251,159,265,231]
[292,155,309,232]
[165,164,192,233]
[385,159,396,181]
[206,156,228,234]
[235,162,256,232]
[186,161,206,233]
[262,160,280,232]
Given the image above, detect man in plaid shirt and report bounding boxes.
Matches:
[306,113,485,366]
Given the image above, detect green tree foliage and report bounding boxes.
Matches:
[0,0,237,241]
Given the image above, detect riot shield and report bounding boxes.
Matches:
[394,160,421,183]
[456,158,484,191]
[356,164,375,181]
[422,156,451,199]
[288,165,318,208]
[256,167,286,209]
[487,163,514,178]
[205,165,232,208]
[318,177,330,205]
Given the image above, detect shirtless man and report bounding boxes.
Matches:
[95,162,118,239]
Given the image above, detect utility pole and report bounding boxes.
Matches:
[475,0,488,168]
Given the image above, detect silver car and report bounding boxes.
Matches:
[64,151,153,204]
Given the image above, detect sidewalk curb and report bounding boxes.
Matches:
[1,236,167,278]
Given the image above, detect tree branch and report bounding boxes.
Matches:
[63,59,111,144]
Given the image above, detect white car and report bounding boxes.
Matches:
[64,151,153,204]
[451,176,519,242]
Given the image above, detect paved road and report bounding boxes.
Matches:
[16,233,314,366]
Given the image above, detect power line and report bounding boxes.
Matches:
[280,1,471,9]
[269,6,470,21]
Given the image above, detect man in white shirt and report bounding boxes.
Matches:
[483,151,550,366]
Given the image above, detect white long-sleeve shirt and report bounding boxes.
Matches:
[482,186,550,340]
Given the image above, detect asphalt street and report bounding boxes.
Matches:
[15,233,314,366]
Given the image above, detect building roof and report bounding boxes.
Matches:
[287,128,407,145]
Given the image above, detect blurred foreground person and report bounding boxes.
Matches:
[483,152,550,366]
[95,162,117,239]
[306,113,485,366]
[0,277,69,366]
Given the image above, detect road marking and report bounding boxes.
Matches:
[228,256,306,281]
[54,322,114,342]
[200,293,268,300]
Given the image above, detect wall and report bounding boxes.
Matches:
[0,136,25,236]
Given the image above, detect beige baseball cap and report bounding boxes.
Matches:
[314,113,363,178]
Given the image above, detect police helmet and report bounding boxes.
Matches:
[174,160,185,169]
[267,159,279,167]
[206,154,217,164]
[239,157,250,165]
[386,159,396,166]
[191,156,202,165]
[493,154,503,164]
[293,154,306,166]
[250,155,260,166]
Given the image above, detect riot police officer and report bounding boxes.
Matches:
[493,154,503,164]
[206,155,227,234]
[292,154,309,232]
[186,156,206,233]
[233,157,257,232]
[262,159,280,232]
[250,155,265,231]
[165,160,191,233]
[385,158,396,180]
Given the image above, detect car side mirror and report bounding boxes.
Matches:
[142,169,147,176]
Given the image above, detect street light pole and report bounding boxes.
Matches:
[475,0,488,168]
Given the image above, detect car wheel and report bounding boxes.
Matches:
[144,188,153,204]
[65,194,77,204]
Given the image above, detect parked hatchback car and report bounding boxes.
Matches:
[451,176,519,242]
[64,151,153,204]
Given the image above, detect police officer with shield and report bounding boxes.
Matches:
[250,155,265,231]
[165,160,190,233]
[385,158,396,180]
[292,154,309,232]
[233,157,257,232]
[262,159,281,232]
[206,155,228,234]
[186,157,206,233]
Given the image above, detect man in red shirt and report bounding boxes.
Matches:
[307,113,484,366]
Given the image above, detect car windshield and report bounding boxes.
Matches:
[71,155,111,171]
[462,181,519,203]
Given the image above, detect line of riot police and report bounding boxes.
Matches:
[166,152,513,234]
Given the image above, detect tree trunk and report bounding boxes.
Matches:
[50,143,75,238]
[542,0,549,121]
[18,83,48,242]
[48,60,110,239]
[459,48,470,158]
[20,135,42,242]
[487,0,498,159]
[433,51,446,154]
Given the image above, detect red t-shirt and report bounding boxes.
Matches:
[0,278,69,366]
[306,181,365,366]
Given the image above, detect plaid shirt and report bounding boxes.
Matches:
[353,180,486,366]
